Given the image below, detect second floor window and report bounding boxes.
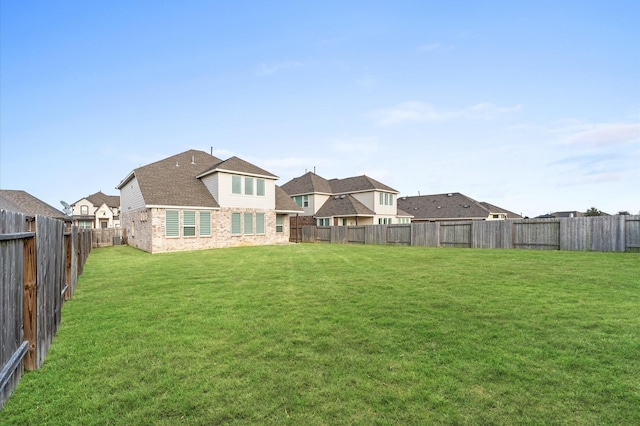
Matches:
[294,195,309,208]
[81,205,88,215]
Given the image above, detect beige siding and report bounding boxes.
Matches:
[352,192,375,211]
[200,173,219,202]
[120,177,145,211]
[216,172,275,209]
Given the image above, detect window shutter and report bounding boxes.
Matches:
[256,213,265,234]
[200,211,211,236]
[166,211,179,237]
[244,213,253,234]
[231,213,241,234]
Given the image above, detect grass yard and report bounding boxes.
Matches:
[1,244,639,425]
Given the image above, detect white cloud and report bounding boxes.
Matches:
[563,123,640,147]
[371,101,521,125]
[255,61,306,76]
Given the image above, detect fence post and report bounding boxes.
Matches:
[22,235,37,370]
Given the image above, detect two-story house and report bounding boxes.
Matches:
[71,191,121,229]
[116,149,302,253]
[281,172,412,227]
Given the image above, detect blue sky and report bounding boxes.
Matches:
[1,1,638,217]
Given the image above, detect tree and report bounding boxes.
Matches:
[617,211,631,216]
[585,207,602,216]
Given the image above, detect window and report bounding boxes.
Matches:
[257,179,265,196]
[183,211,196,236]
[256,213,265,234]
[294,195,309,207]
[318,218,330,226]
[378,218,392,224]
[166,211,179,237]
[231,213,241,235]
[200,211,211,236]
[342,218,348,226]
[79,220,92,229]
[276,215,284,233]
[245,177,254,195]
[244,213,254,234]
[232,175,242,194]
[379,193,394,206]
[81,205,88,215]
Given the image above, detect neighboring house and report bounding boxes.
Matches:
[281,172,412,226]
[536,211,610,218]
[397,193,522,222]
[0,189,69,220]
[71,191,121,229]
[116,149,302,253]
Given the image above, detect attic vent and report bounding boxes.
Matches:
[463,205,470,208]
[334,196,339,200]
[437,206,442,209]
[175,162,180,167]
[191,156,196,165]
[340,195,346,199]
[447,193,453,197]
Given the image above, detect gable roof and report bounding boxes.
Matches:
[329,175,398,194]
[280,172,333,196]
[198,156,278,179]
[0,190,68,220]
[275,186,304,213]
[315,194,375,217]
[397,193,522,221]
[117,150,223,208]
[76,191,120,208]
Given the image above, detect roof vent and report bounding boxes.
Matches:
[437,206,442,209]
[340,195,346,199]
[175,162,180,167]
[334,196,339,199]
[191,156,196,165]
[447,193,453,197]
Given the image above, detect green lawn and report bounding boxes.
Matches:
[1,244,639,425]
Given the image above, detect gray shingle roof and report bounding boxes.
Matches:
[0,190,68,219]
[199,156,278,179]
[280,172,333,196]
[397,193,522,220]
[329,175,398,194]
[121,150,223,208]
[315,194,375,217]
[275,186,304,213]
[77,191,120,208]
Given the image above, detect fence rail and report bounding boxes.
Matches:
[298,215,640,252]
[1,210,91,409]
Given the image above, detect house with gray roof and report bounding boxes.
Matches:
[116,149,302,253]
[397,193,522,222]
[281,172,412,226]
[71,191,121,229]
[0,190,69,221]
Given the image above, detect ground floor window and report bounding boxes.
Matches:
[276,215,284,233]
[318,218,330,226]
[378,217,392,224]
[232,211,267,235]
[78,220,92,229]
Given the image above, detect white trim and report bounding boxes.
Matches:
[116,171,136,189]
[196,168,278,180]
[145,205,221,210]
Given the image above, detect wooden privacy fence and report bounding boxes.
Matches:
[0,210,91,410]
[298,215,640,252]
[91,228,123,248]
